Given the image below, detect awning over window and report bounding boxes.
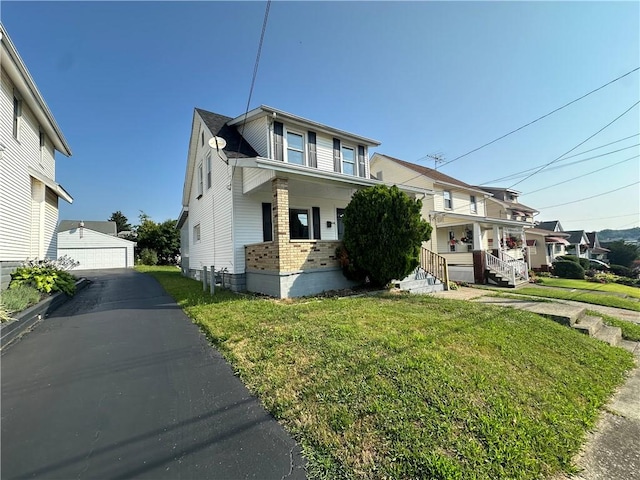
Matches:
[28,167,73,203]
[545,236,570,245]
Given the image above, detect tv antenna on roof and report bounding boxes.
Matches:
[426,153,445,170]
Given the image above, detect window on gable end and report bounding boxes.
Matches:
[13,94,22,139]
[206,152,212,189]
[197,163,203,198]
[193,224,201,243]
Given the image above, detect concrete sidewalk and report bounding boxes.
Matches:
[431,286,640,480]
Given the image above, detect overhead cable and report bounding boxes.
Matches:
[538,181,640,209]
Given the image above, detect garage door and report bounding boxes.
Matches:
[58,247,127,270]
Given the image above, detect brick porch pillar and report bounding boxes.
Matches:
[272,177,290,270]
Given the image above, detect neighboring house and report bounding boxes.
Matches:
[370,154,531,286]
[0,24,73,289]
[481,187,538,225]
[57,221,136,270]
[525,227,570,271]
[564,230,591,259]
[178,106,428,298]
[586,231,609,261]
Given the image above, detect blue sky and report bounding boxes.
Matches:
[2,1,638,232]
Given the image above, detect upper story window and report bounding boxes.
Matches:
[286,131,305,165]
[470,195,477,213]
[197,163,203,198]
[13,95,22,139]
[206,152,212,189]
[341,146,356,176]
[193,224,201,243]
[443,190,452,209]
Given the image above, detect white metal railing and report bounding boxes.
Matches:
[485,251,529,286]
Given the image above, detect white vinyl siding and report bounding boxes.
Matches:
[315,135,335,171]
[44,188,58,259]
[242,116,268,157]
[243,167,275,194]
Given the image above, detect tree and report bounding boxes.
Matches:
[135,212,180,265]
[108,211,132,233]
[603,240,639,268]
[341,185,432,286]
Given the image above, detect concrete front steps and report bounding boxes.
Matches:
[395,267,445,294]
[485,269,529,289]
[475,297,622,346]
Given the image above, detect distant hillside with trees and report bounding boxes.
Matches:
[598,227,640,242]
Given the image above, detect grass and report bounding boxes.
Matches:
[537,278,640,299]
[138,266,634,480]
[0,284,42,315]
[588,310,640,342]
[510,286,640,312]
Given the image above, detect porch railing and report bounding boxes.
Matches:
[420,247,449,290]
[485,251,529,286]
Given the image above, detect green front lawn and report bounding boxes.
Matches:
[512,286,640,312]
[538,278,640,299]
[139,266,634,480]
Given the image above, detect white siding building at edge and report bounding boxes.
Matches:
[58,228,135,270]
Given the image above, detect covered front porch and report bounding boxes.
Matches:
[238,161,428,297]
[428,211,530,286]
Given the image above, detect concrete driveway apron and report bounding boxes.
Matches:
[1,269,305,479]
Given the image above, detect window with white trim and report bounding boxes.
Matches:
[206,152,212,189]
[197,163,203,198]
[443,190,452,209]
[286,130,305,165]
[341,146,356,175]
[13,95,22,139]
[193,224,201,243]
[470,195,477,213]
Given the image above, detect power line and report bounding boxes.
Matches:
[231,0,271,180]
[522,154,639,195]
[480,143,639,185]
[435,67,639,168]
[507,100,640,189]
[538,181,640,209]
[558,213,639,222]
[478,134,639,184]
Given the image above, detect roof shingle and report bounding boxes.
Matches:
[195,108,258,159]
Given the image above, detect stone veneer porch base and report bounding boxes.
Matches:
[246,267,357,298]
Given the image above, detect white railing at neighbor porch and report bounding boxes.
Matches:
[485,251,529,286]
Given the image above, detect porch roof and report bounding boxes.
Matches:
[546,236,571,245]
[430,210,533,229]
[235,157,432,196]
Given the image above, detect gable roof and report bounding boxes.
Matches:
[536,220,563,232]
[58,220,117,235]
[374,154,479,190]
[565,230,588,244]
[1,24,71,157]
[195,108,258,159]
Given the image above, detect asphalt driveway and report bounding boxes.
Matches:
[1,269,305,479]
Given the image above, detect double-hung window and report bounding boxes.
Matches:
[341,146,356,175]
[443,190,452,209]
[197,163,203,198]
[470,195,477,213]
[206,152,212,189]
[193,224,201,243]
[13,95,22,139]
[286,131,305,165]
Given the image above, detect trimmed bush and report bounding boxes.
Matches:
[1,285,42,313]
[553,260,585,279]
[610,264,632,278]
[139,248,159,266]
[559,255,580,263]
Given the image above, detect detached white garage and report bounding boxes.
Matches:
[58,222,136,270]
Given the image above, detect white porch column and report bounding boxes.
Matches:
[493,226,500,253]
[473,223,482,251]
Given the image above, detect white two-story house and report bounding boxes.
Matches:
[0,24,73,289]
[178,106,427,298]
[370,154,532,286]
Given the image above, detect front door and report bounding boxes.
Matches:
[337,208,345,240]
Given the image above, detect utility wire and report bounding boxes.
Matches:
[538,181,640,209]
[522,155,639,195]
[479,134,639,185]
[561,213,639,222]
[436,67,639,168]
[231,0,271,179]
[508,100,640,189]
